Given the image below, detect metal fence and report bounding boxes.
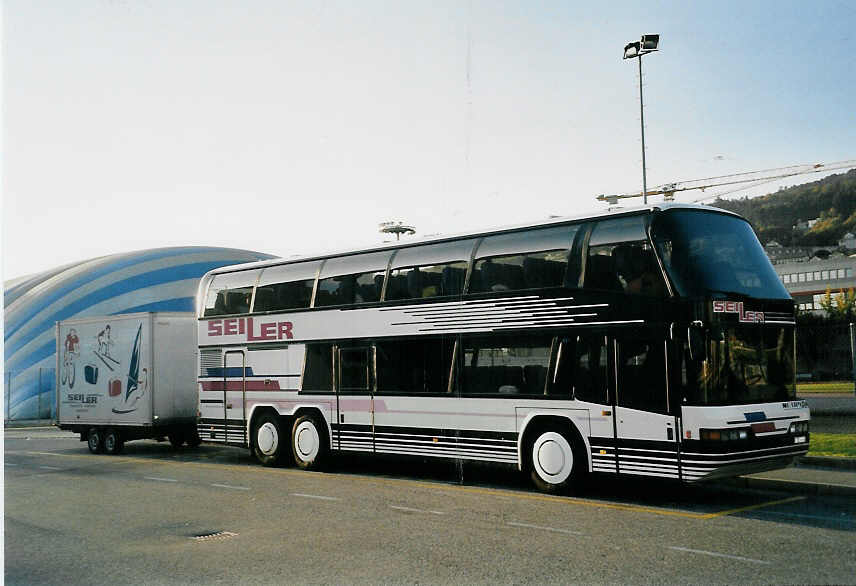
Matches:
[796,321,856,384]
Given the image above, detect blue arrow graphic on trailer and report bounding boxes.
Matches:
[126,323,142,400]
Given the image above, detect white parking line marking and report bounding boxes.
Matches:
[507,521,582,535]
[212,483,250,491]
[291,493,339,501]
[5,463,18,466]
[144,476,178,483]
[668,546,770,565]
[389,505,447,516]
[39,465,61,470]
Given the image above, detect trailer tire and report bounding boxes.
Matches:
[87,428,103,454]
[185,431,202,448]
[253,413,285,466]
[292,414,328,471]
[168,433,185,448]
[103,428,123,455]
[526,426,586,494]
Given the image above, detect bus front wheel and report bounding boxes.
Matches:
[292,415,328,470]
[527,428,584,494]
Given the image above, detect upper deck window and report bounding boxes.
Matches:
[469,225,578,294]
[386,240,475,301]
[203,270,262,317]
[584,216,667,296]
[253,261,321,313]
[315,251,392,307]
[651,210,789,300]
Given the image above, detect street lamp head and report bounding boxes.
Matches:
[623,41,640,59]
[641,34,659,52]
[623,34,659,59]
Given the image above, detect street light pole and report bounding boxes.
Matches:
[623,34,660,206]
[637,54,648,205]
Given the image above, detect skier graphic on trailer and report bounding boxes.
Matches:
[94,324,120,371]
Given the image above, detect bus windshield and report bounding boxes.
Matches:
[651,210,790,300]
[680,325,796,406]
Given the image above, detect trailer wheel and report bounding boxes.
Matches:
[168,433,185,448]
[185,431,202,448]
[103,428,123,455]
[253,413,284,466]
[526,426,586,494]
[292,414,328,471]
[87,428,103,454]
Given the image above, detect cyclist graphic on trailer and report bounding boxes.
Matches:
[61,329,80,387]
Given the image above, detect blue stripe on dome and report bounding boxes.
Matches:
[5,260,231,364]
[114,297,195,314]
[5,248,271,340]
[8,340,56,376]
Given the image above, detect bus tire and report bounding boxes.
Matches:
[253,413,285,466]
[527,427,585,494]
[292,414,328,471]
[87,428,103,454]
[103,428,123,455]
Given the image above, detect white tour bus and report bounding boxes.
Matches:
[196,204,809,492]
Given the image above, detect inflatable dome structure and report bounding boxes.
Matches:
[4,246,276,420]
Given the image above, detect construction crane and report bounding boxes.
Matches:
[596,159,856,205]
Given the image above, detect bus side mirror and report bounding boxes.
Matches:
[688,323,704,362]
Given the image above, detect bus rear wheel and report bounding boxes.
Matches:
[527,428,585,494]
[253,413,285,466]
[292,415,328,470]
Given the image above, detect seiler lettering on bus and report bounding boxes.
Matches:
[195,203,809,494]
[712,300,765,323]
[207,317,293,341]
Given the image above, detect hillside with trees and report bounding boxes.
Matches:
[709,168,856,246]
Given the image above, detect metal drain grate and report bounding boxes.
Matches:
[192,531,238,542]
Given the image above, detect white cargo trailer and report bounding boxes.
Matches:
[55,312,199,454]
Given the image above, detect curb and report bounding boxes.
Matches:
[731,475,856,497]
[798,455,856,470]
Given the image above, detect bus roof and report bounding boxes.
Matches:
[206,203,742,277]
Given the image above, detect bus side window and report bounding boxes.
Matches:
[468,226,578,294]
[375,338,454,394]
[315,252,391,307]
[584,217,667,296]
[617,336,668,413]
[302,343,333,392]
[572,335,608,404]
[204,270,261,317]
[459,336,552,396]
[253,261,321,313]
[385,240,476,302]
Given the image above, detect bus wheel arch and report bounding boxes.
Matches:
[291,409,329,471]
[521,416,588,494]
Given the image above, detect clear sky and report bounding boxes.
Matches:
[3,0,854,279]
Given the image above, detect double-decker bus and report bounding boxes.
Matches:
[196,204,809,493]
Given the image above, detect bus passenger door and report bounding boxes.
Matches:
[223,350,247,445]
[613,332,680,479]
[336,346,375,453]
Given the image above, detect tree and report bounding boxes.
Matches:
[819,287,856,320]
